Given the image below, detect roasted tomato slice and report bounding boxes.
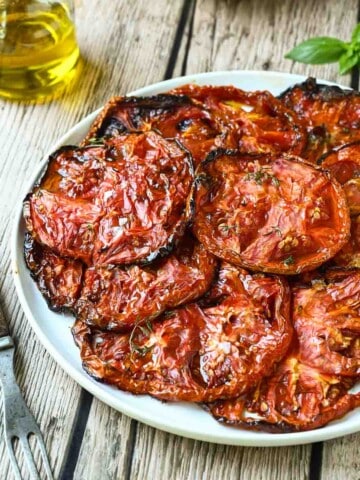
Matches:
[323,146,360,267]
[171,84,307,156]
[333,216,360,268]
[72,263,292,402]
[82,94,227,166]
[24,190,101,265]
[293,270,360,376]
[75,234,217,332]
[280,78,360,162]
[207,352,360,432]
[37,144,109,199]
[319,142,360,215]
[24,132,194,266]
[192,150,350,274]
[24,233,83,311]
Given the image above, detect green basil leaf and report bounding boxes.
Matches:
[351,23,360,44]
[339,50,360,74]
[285,37,347,64]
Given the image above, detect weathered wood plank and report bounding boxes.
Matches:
[321,433,360,479]
[131,1,358,480]
[0,0,186,478]
[131,429,311,480]
[73,401,134,480]
[174,0,356,85]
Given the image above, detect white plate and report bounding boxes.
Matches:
[11,70,360,446]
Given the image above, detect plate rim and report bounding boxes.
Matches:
[11,69,360,447]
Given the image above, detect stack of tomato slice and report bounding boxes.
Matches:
[23,79,360,432]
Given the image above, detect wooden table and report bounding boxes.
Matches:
[0,1,359,478]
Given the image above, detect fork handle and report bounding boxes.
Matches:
[0,346,24,405]
[0,347,35,453]
[0,335,14,351]
[0,347,42,480]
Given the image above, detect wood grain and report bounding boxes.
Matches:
[322,433,360,480]
[174,0,357,83]
[131,428,311,480]
[73,402,134,480]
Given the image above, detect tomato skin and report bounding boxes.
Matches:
[82,94,228,166]
[83,95,198,139]
[24,190,101,265]
[38,145,109,199]
[24,132,194,266]
[172,84,307,157]
[24,233,83,311]
[332,216,360,268]
[280,78,360,162]
[207,352,360,432]
[319,141,360,216]
[293,270,360,377]
[72,263,292,402]
[318,143,360,267]
[192,150,350,275]
[75,235,218,332]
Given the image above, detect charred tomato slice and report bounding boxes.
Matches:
[333,216,360,268]
[192,150,350,274]
[207,352,360,432]
[82,94,227,166]
[171,84,307,156]
[24,233,83,312]
[320,143,360,267]
[293,270,360,376]
[72,263,292,402]
[319,141,360,215]
[75,234,217,332]
[36,144,108,199]
[279,78,360,162]
[24,132,194,266]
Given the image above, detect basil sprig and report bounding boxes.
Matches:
[285,24,360,74]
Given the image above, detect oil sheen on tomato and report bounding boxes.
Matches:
[0,2,80,100]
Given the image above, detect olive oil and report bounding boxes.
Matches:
[0,2,79,100]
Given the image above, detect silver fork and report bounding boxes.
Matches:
[0,304,53,480]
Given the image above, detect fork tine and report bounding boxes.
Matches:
[5,436,22,480]
[19,435,40,480]
[34,432,54,480]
